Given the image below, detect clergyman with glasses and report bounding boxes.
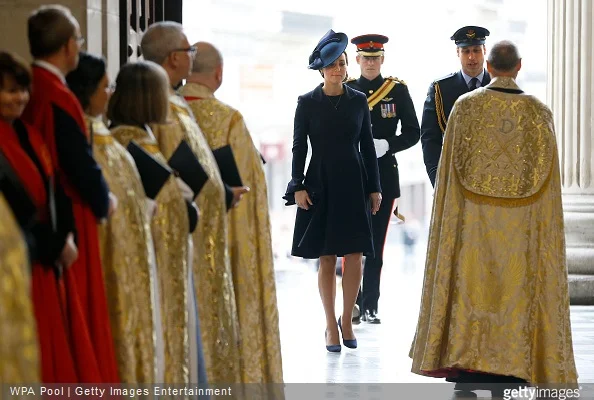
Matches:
[140,20,244,388]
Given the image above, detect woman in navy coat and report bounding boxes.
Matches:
[284,30,382,352]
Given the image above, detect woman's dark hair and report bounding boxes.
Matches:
[66,52,106,111]
[319,51,349,80]
[0,51,32,90]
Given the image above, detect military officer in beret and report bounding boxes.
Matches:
[346,34,420,324]
[421,26,491,187]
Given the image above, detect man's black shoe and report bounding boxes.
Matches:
[363,309,381,324]
[351,304,361,325]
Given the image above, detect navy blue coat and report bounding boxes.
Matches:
[284,83,381,259]
[420,70,491,186]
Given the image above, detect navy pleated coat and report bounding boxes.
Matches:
[284,83,381,259]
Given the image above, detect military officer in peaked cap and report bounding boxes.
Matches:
[421,26,491,187]
[345,34,420,324]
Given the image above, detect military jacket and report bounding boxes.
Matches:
[420,70,491,186]
[346,74,420,199]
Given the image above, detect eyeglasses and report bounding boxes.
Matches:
[74,35,85,47]
[170,46,197,56]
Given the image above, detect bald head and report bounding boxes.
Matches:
[191,42,223,74]
[141,21,186,65]
[487,40,522,76]
[185,42,224,92]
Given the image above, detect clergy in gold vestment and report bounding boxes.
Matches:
[410,41,577,387]
[180,42,284,385]
[108,61,192,385]
[0,194,39,384]
[141,22,242,386]
[66,52,161,383]
[89,115,160,383]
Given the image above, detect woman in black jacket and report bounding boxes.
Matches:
[284,30,382,352]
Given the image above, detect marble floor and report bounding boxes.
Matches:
[273,223,594,390]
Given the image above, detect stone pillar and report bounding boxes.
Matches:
[548,0,594,304]
[85,0,121,81]
[0,0,120,79]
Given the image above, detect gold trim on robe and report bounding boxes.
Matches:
[410,77,578,384]
[180,82,284,388]
[88,116,157,383]
[151,95,242,385]
[111,124,190,385]
[0,194,39,384]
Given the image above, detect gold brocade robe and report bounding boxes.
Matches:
[0,194,39,384]
[111,124,190,385]
[410,77,577,384]
[88,117,157,383]
[180,82,284,385]
[151,95,241,385]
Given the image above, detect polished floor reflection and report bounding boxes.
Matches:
[274,224,594,384]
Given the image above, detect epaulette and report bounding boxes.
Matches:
[434,72,457,83]
[345,77,357,83]
[387,76,406,86]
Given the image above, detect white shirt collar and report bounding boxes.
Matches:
[461,69,485,87]
[169,93,189,108]
[87,115,110,136]
[144,124,158,141]
[169,93,199,121]
[33,60,66,84]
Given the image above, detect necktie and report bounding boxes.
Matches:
[469,77,479,90]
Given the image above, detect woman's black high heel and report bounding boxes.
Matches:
[338,316,357,349]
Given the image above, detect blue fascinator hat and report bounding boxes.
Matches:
[308,29,349,70]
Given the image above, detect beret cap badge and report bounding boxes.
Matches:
[350,34,389,56]
[450,25,489,47]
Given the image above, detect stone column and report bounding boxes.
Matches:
[548,0,594,304]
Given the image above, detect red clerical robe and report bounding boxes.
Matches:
[0,119,101,382]
[22,65,119,383]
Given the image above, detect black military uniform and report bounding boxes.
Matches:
[346,34,420,323]
[421,26,491,187]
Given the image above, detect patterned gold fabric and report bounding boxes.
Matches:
[0,194,39,384]
[180,83,284,385]
[111,124,190,385]
[151,95,241,385]
[452,82,554,199]
[410,77,577,384]
[89,117,157,383]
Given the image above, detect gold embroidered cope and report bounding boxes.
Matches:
[410,77,578,384]
[180,82,284,389]
[89,117,158,383]
[151,96,241,386]
[111,124,190,385]
[0,194,39,383]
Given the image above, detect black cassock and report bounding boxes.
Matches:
[284,83,381,259]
